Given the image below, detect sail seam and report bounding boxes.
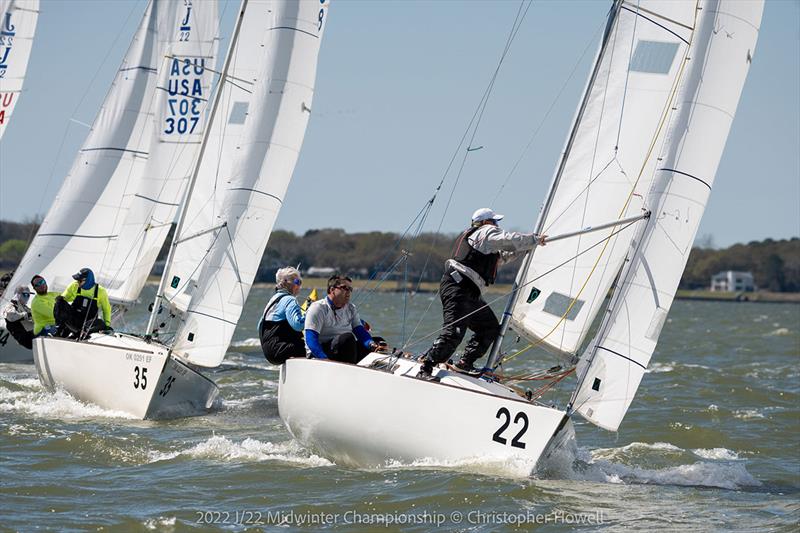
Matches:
[268,26,319,39]
[133,193,180,207]
[81,147,150,156]
[186,309,238,326]
[620,5,690,45]
[657,168,711,190]
[119,65,158,73]
[37,233,118,239]
[597,345,646,369]
[227,188,282,203]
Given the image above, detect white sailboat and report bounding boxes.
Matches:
[34,0,329,419]
[279,0,763,472]
[0,0,39,360]
[0,0,219,363]
[0,0,38,140]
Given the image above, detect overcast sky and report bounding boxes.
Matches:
[0,0,797,248]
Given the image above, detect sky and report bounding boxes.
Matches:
[0,0,797,248]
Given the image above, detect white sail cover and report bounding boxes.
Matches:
[0,0,38,140]
[510,1,696,358]
[2,0,215,304]
[573,0,764,431]
[101,1,219,305]
[162,0,329,367]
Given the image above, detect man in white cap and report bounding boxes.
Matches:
[417,208,546,380]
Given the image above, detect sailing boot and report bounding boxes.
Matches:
[454,357,483,376]
[415,358,440,382]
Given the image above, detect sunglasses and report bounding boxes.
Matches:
[33,278,46,288]
[335,285,353,293]
[292,278,302,286]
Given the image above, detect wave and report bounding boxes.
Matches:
[0,377,136,420]
[384,454,539,478]
[148,435,332,467]
[230,337,262,349]
[765,328,790,336]
[540,441,758,490]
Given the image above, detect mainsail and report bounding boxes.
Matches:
[571,0,764,431]
[0,0,38,140]
[509,0,697,359]
[2,0,217,304]
[154,0,329,367]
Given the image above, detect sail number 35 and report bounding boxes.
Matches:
[492,407,528,449]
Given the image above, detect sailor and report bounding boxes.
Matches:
[2,285,34,348]
[54,268,112,339]
[417,208,546,380]
[29,275,59,337]
[258,267,306,365]
[304,274,384,364]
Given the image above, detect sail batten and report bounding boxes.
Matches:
[572,0,764,431]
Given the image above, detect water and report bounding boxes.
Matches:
[1,287,798,531]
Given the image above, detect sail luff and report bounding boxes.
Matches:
[571,0,765,431]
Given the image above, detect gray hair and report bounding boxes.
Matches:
[275,266,302,291]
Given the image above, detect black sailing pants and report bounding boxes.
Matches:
[424,272,500,367]
[322,333,371,365]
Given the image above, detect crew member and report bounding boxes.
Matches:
[259,267,306,364]
[30,275,59,337]
[55,268,112,338]
[304,274,383,364]
[417,208,546,380]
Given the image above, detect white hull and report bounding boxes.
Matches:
[0,318,33,363]
[33,333,218,419]
[279,354,573,473]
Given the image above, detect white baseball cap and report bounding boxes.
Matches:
[471,207,504,223]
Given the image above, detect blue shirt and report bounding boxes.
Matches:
[258,290,304,332]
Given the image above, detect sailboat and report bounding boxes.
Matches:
[0,0,219,363]
[278,0,763,470]
[0,0,39,361]
[32,0,329,419]
[0,0,38,140]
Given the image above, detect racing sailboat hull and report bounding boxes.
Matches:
[33,334,218,419]
[278,354,573,472]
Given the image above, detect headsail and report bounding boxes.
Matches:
[509,1,697,359]
[100,1,219,305]
[572,0,764,431]
[0,0,38,140]
[159,0,329,367]
[2,0,217,305]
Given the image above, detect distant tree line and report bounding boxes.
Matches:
[1,219,798,291]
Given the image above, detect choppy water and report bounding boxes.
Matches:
[1,286,798,531]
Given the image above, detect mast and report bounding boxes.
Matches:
[145,0,249,339]
[485,0,623,370]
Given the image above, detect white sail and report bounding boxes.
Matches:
[161,0,329,367]
[509,1,696,358]
[572,0,764,431]
[101,1,219,305]
[2,0,214,303]
[0,0,38,140]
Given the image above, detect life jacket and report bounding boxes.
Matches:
[72,285,100,325]
[259,292,303,365]
[451,226,500,285]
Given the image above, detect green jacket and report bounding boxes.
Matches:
[62,281,112,327]
[31,292,59,335]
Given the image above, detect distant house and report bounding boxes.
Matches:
[710,271,755,292]
[306,266,337,278]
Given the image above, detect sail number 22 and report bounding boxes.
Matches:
[492,407,528,449]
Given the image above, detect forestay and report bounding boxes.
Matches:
[2,0,215,304]
[161,0,329,367]
[572,0,764,431]
[101,1,219,305]
[509,1,696,358]
[0,0,39,140]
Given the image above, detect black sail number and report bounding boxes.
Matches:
[133,366,148,390]
[492,407,528,449]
